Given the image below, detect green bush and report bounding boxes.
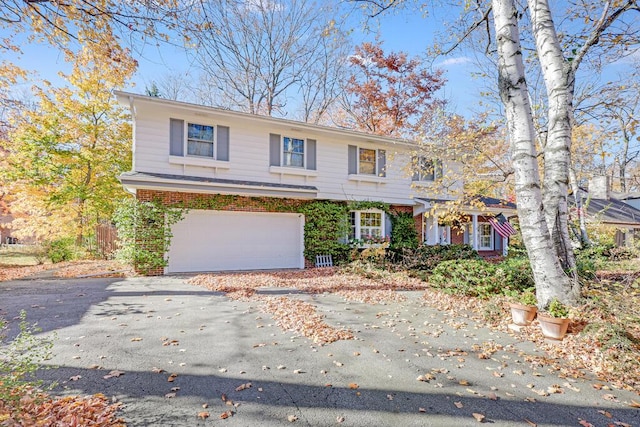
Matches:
[300,201,351,263]
[392,244,480,271]
[496,257,535,293]
[45,238,76,263]
[429,259,500,298]
[389,212,419,251]
[0,311,54,404]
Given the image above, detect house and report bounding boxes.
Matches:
[577,176,640,246]
[114,91,517,274]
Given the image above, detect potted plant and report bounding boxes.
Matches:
[508,289,538,326]
[537,298,570,341]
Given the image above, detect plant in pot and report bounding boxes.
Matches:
[508,289,538,326]
[537,298,570,341]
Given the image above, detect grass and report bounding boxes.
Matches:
[0,245,44,267]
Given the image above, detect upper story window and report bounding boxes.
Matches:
[348,145,386,177]
[283,137,305,167]
[269,133,316,171]
[169,118,230,161]
[413,156,443,182]
[187,123,214,157]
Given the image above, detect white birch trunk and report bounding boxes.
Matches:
[527,0,580,300]
[492,0,574,307]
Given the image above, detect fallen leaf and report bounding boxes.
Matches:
[69,375,82,381]
[487,392,498,401]
[597,410,612,418]
[472,412,486,423]
[578,419,594,427]
[171,387,180,392]
[524,419,537,426]
[165,392,176,398]
[337,415,345,422]
[418,407,426,413]
[454,401,464,409]
[293,369,304,374]
[198,411,210,419]
[288,414,298,422]
[235,382,252,391]
[277,365,286,370]
[221,394,227,402]
[459,380,470,386]
[152,367,165,374]
[168,373,178,382]
[130,337,143,342]
[103,370,125,379]
[349,383,359,390]
[603,394,618,402]
[629,400,640,408]
[219,410,234,419]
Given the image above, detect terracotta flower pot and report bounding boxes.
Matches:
[509,302,538,326]
[537,313,570,340]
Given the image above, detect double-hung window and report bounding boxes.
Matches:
[269,133,316,171]
[187,123,215,157]
[412,156,443,181]
[349,210,386,244]
[283,137,305,167]
[348,145,386,177]
[478,223,493,250]
[169,118,230,161]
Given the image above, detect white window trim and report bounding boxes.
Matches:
[169,155,230,169]
[281,135,306,169]
[349,209,387,247]
[185,122,216,159]
[269,165,317,177]
[477,222,494,250]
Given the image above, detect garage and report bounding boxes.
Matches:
[166,210,305,273]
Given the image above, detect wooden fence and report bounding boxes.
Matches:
[96,223,118,259]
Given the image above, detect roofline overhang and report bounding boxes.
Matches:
[119,173,318,200]
[114,90,418,150]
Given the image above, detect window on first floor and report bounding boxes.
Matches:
[478,223,493,249]
[349,210,386,244]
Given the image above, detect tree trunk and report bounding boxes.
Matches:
[527,0,580,299]
[492,0,575,308]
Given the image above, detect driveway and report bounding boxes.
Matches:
[1,276,639,426]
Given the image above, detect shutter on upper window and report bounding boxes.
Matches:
[306,139,316,170]
[269,133,281,166]
[169,118,184,156]
[217,126,229,161]
[348,145,357,174]
[377,149,386,177]
[411,156,419,181]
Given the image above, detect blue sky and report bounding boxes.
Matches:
[5,4,488,117]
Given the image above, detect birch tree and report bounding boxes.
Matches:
[357,0,640,306]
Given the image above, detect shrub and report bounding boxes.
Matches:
[392,244,480,272]
[389,212,419,251]
[300,201,351,264]
[429,259,500,298]
[496,257,535,293]
[45,238,76,263]
[0,311,54,405]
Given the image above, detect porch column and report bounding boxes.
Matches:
[502,236,508,256]
[472,214,478,250]
[432,212,439,244]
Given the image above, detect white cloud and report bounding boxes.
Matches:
[437,57,473,67]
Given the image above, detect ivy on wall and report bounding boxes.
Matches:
[113,198,187,275]
[117,191,416,271]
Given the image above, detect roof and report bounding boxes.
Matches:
[119,171,318,200]
[114,90,417,149]
[583,197,640,226]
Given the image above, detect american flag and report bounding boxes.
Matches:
[489,213,517,239]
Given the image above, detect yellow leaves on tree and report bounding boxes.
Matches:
[1,45,134,242]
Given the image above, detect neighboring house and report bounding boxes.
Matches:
[578,176,640,246]
[115,91,517,274]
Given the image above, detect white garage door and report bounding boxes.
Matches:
[167,210,305,273]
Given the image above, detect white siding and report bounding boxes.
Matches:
[130,99,458,205]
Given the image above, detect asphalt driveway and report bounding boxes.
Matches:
[1,276,639,426]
